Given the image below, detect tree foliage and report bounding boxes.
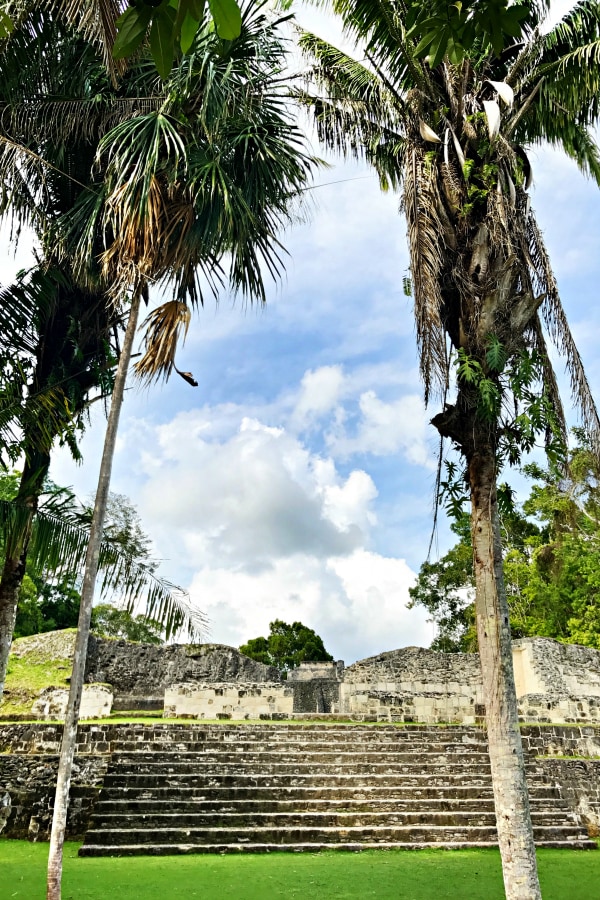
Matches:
[410,437,600,651]
[0,471,186,639]
[91,603,164,643]
[240,619,334,674]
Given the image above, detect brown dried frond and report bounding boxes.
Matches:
[101,177,195,284]
[442,63,462,119]
[45,0,127,86]
[403,144,448,404]
[134,300,192,383]
[440,159,463,212]
[528,217,600,457]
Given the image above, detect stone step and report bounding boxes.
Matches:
[108,735,490,752]
[89,809,577,830]
[79,838,598,857]
[96,784,564,802]
[109,750,492,767]
[92,796,573,815]
[77,722,593,858]
[103,761,494,778]
[101,771,497,790]
[81,823,592,848]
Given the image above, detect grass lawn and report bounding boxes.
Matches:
[2,841,600,899]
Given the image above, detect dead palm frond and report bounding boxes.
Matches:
[134,300,192,384]
[42,0,127,85]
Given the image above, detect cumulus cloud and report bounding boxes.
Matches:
[124,368,435,661]
[291,365,345,431]
[326,390,434,468]
[188,550,430,663]
[139,413,373,571]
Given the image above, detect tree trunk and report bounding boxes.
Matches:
[469,443,541,900]
[0,454,50,698]
[46,290,142,900]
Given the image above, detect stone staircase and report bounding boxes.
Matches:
[78,724,596,856]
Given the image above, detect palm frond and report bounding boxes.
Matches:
[42,0,127,85]
[134,300,192,384]
[527,217,600,455]
[0,498,205,640]
[403,143,448,405]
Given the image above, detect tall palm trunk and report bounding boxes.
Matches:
[469,441,541,900]
[0,451,50,697]
[46,290,141,900]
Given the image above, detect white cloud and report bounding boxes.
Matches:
[138,412,373,571]
[188,549,430,664]
[327,390,434,468]
[121,373,433,661]
[291,365,345,431]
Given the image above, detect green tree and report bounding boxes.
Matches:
[300,2,600,895]
[0,471,184,640]
[240,619,334,675]
[91,604,163,643]
[411,440,600,651]
[0,268,120,695]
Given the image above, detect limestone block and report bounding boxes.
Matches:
[32,684,113,720]
[163,682,294,719]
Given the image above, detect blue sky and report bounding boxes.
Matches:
[4,1,600,663]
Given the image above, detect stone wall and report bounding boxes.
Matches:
[286,662,343,713]
[340,647,484,723]
[85,637,280,710]
[513,639,600,697]
[513,640,600,723]
[31,684,113,721]
[520,724,600,758]
[537,759,600,834]
[0,754,109,840]
[163,683,294,719]
[8,631,600,724]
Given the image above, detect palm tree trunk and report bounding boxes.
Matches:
[46,290,142,900]
[469,443,541,900]
[0,454,50,698]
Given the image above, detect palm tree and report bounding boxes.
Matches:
[0,0,316,687]
[0,265,126,695]
[0,6,317,896]
[299,2,600,896]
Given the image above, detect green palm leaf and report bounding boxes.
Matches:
[0,498,204,639]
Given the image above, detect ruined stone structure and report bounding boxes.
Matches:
[2,633,600,851]
[84,636,279,712]
[0,721,598,848]
[12,632,600,724]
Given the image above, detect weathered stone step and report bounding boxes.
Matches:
[78,838,598,857]
[104,760,494,778]
[108,735,490,753]
[109,750,492,767]
[89,809,575,830]
[92,795,573,815]
[96,784,563,802]
[81,824,592,847]
[101,770,495,789]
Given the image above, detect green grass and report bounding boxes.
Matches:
[0,655,72,718]
[2,841,600,899]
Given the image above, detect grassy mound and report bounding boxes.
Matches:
[0,630,75,718]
